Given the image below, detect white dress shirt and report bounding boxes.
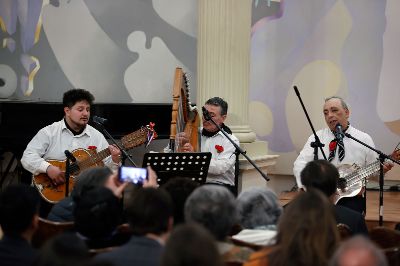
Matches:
[21,119,117,175]
[293,125,377,189]
[201,130,239,186]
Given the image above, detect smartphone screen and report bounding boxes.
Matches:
[119,166,148,184]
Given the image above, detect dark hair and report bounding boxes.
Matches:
[63,88,94,108]
[161,177,200,225]
[161,223,223,266]
[300,160,339,197]
[184,185,238,241]
[0,184,40,234]
[74,187,122,240]
[71,167,112,202]
[205,97,228,116]
[126,188,173,235]
[269,190,339,266]
[34,232,89,266]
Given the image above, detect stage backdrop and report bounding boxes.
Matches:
[1,0,399,178]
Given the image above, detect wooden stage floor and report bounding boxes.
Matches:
[279,190,400,230]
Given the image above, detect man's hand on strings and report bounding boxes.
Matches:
[108,144,122,164]
[46,165,65,186]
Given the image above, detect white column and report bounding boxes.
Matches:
[197,0,279,193]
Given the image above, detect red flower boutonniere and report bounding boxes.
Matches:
[329,141,337,152]
[215,145,224,153]
[88,145,97,150]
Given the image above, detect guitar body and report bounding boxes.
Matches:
[33,149,104,204]
[334,164,369,205]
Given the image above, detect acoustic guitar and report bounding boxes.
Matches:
[33,126,157,203]
[334,150,400,204]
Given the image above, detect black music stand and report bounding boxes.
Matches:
[142,152,212,185]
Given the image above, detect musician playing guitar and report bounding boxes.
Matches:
[21,89,121,192]
[293,96,394,214]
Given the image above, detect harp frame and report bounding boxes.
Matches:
[169,67,200,152]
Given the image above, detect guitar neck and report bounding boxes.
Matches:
[345,160,381,187]
[75,148,111,172]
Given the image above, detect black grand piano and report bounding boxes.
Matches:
[0,101,172,186]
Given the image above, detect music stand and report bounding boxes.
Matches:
[142,152,212,186]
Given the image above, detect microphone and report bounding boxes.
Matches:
[335,123,344,141]
[64,150,76,162]
[202,106,211,121]
[93,115,108,124]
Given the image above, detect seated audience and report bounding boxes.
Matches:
[161,223,223,266]
[94,187,173,266]
[233,186,282,246]
[47,167,119,222]
[329,235,388,266]
[33,232,90,266]
[301,160,368,235]
[0,184,40,266]
[161,177,199,225]
[74,186,128,249]
[184,185,253,263]
[268,189,340,266]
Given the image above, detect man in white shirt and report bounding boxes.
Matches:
[182,97,239,195]
[21,89,121,187]
[293,96,392,213]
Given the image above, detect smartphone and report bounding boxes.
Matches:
[119,166,148,184]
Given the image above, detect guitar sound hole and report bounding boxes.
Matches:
[337,178,347,190]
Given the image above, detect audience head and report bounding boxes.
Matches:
[162,177,200,225]
[270,189,339,266]
[126,187,173,236]
[0,184,40,236]
[301,159,339,197]
[74,186,122,240]
[63,88,94,108]
[237,186,282,229]
[71,167,113,201]
[184,185,238,241]
[161,223,223,266]
[34,232,90,266]
[329,235,388,266]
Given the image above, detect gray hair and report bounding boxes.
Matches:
[329,235,388,266]
[324,96,349,111]
[237,187,282,229]
[184,185,238,241]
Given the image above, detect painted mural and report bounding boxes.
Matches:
[0,0,197,103]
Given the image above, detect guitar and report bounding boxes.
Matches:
[334,150,400,204]
[33,126,157,203]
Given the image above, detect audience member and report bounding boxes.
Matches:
[74,186,127,249]
[94,187,173,266]
[329,235,388,266]
[301,160,368,236]
[268,189,340,266]
[161,177,199,225]
[184,185,253,263]
[0,184,40,266]
[33,232,90,266]
[233,187,282,246]
[161,223,223,266]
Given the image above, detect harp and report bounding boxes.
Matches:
[169,67,200,152]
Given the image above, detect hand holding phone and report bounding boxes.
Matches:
[119,166,148,185]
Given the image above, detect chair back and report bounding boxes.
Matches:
[369,226,400,249]
[32,217,74,248]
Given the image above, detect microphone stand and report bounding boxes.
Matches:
[65,157,70,198]
[202,110,270,195]
[344,132,400,226]
[94,121,137,167]
[293,86,327,160]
